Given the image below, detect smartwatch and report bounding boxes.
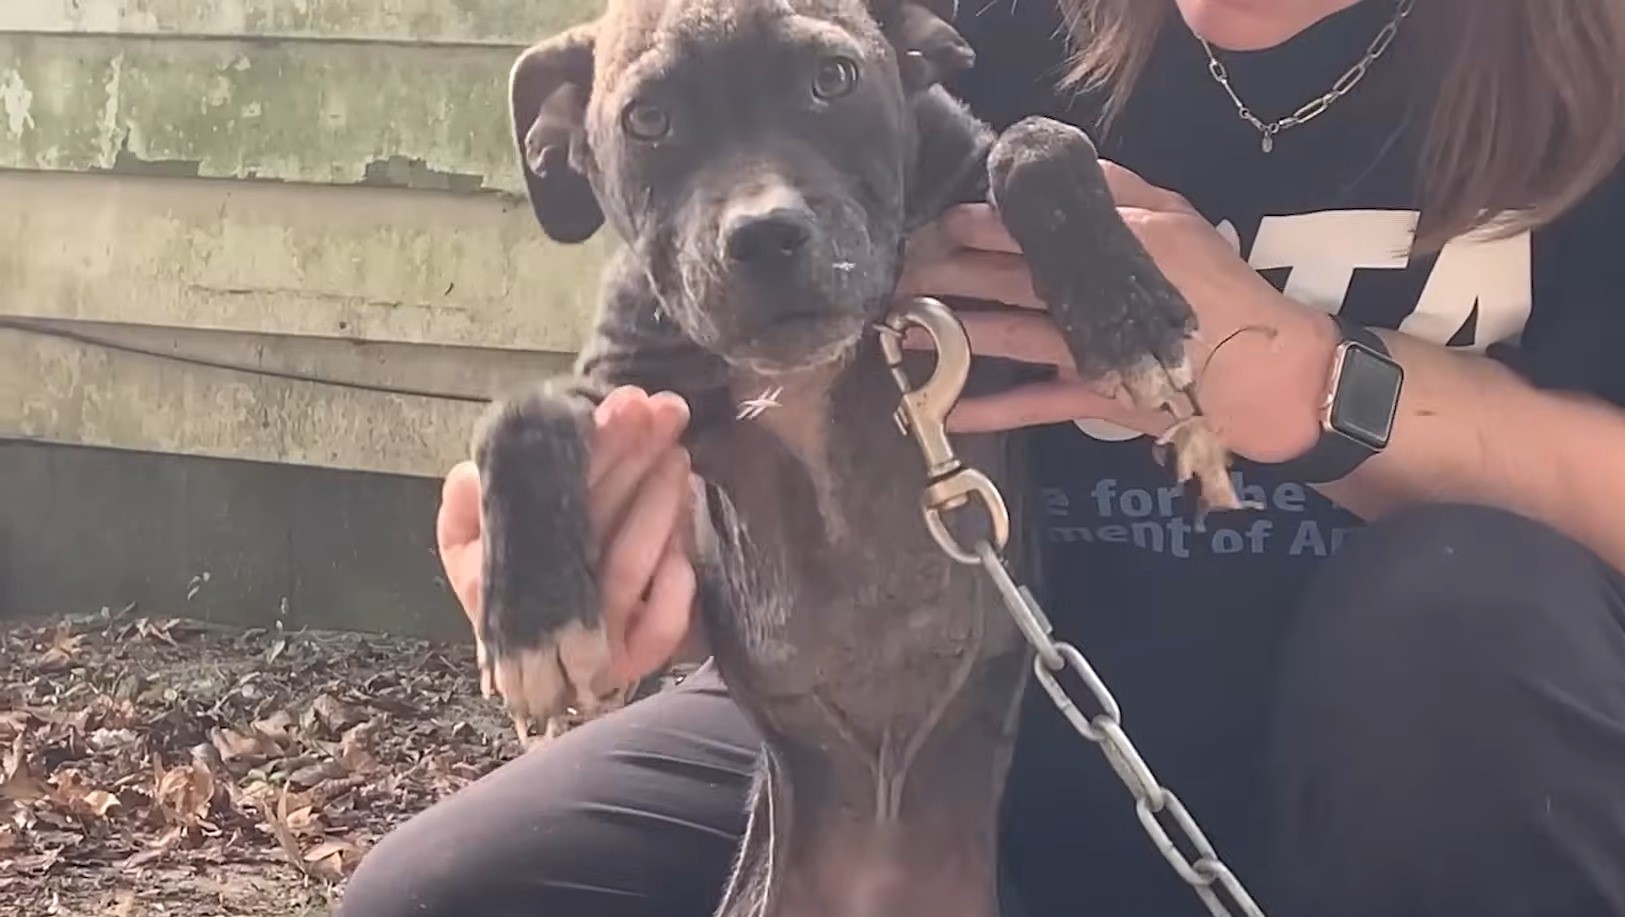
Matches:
[1269,314,1404,485]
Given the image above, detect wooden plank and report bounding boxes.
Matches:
[0,170,608,353]
[0,321,579,477]
[0,32,536,190]
[0,0,599,45]
[4,318,576,402]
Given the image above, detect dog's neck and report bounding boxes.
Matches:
[727,353,856,544]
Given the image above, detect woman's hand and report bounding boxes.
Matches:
[896,160,1337,464]
[435,386,699,684]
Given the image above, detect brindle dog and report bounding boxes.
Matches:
[470,1,1236,915]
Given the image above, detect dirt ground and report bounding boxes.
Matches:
[0,607,681,917]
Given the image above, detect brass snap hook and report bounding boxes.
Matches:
[876,297,1011,564]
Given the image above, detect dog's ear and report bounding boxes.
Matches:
[510,25,603,244]
[870,0,974,92]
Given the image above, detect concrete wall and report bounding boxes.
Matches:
[0,0,605,636]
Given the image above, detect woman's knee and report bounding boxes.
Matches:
[1266,503,1625,914]
[338,811,482,917]
[338,665,760,917]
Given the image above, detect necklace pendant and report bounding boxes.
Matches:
[1260,132,1274,153]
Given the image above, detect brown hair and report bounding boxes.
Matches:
[1058,0,1625,252]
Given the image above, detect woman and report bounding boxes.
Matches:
[340,1,1625,914]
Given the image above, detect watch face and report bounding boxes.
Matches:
[1329,343,1403,449]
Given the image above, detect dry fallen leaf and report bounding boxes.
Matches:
[337,723,379,774]
[252,711,296,748]
[120,825,183,871]
[208,726,277,766]
[133,617,180,647]
[31,625,86,674]
[309,694,361,736]
[0,611,568,913]
[0,711,29,741]
[107,889,138,917]
[1,734,47,803]
[282,803,324,838]
[256,785,309,877]
[48,768,122,819]
[153,754,216,830]
[302,837,361,882]
[82,789,121,818]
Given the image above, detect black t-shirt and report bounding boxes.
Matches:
[943,1,1625,910]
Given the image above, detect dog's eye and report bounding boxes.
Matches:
[812,57,859,100]
[621,102,671,142]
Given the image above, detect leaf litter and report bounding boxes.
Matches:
[0,607,692,916]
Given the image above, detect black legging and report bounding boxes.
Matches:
[338,504,1625,917]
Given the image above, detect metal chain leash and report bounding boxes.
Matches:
[1199,0,1414,153]
[875,298,1266,917]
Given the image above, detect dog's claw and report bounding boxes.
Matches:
[1154,414,1251,518]
[482,618,626,741]
[1117,355,1248,517]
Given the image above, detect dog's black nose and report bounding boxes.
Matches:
[724,209,814,270]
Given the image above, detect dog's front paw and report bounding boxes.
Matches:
[986,117,1196,391]
[987,117,1244,512]
[471,386,627,739]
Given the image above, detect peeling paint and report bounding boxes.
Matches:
[361,156,486,194]
[0,34,526,192]
[0,70,35,136]
[97,53,124,166]
[110,144,203,178]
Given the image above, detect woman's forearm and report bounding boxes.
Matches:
[1313,329,1625,573]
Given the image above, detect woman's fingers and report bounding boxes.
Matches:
[1096,160,1197,215]
[436,461,485,624]
[589,394,691,543]
[901,309,1077,368]
[587,386,650,484]
[947,380,1094,432]
[437,461,483,552]
[581,386,695,680]
[959,310,1076,365]
[897,248,1042,308]
[947,379,1163,435]
[616,530,697,682]
[937,203,1023,254]
[588,388,691,483]
[598,447,692,652]
[901,204,1038,308]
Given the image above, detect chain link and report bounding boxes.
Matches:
[877,298,1267,917]
[1199,0,1413,152]
[973,541,1266,917]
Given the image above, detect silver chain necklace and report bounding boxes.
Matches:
[1198,0,1413,153]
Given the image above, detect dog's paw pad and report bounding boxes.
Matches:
[480,619,626,739]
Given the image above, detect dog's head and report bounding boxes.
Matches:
[510,0,973,374]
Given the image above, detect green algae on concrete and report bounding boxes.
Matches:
[0,172,609,353]
[0,34,534,192]
[0,0,601,44]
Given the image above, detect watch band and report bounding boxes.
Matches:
[1268,314,1401,485]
